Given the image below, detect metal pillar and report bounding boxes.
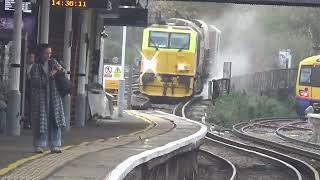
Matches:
[127,56,133,109]
[21,33,28,124]
[63,8,72,131]
[6,0,22,136]
[118,26,127,117]
[98,34,105,85]
[40,0,50,43]
[94,17,104,83]
[75,10,88,127]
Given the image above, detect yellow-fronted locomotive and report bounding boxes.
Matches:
[139,18,219,99]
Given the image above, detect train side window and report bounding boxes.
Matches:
[299,65,312,85]
[311,66,320,87]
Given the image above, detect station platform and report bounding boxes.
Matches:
[0,110,206,180]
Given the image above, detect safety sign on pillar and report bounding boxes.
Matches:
[103,65,123,90]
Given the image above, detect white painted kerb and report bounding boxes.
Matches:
[307,113,320,119]
[105,111,207,180]
[307,113,320,143]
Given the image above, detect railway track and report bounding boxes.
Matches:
[127,72,320,179]
[176,98,320,180]
[233,118,320,159]
[126,68,320,179]
[206,132,319,180]
[275,121,318,149]
[228,118,320,179]
[198,149,236,180]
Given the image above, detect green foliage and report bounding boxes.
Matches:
[207,93,296,128]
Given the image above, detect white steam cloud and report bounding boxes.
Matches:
[210,6,259,78]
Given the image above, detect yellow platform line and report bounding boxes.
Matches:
[0,111,154,177]
[78,142,91,146]
[94,139,105,143]
[0,145,74,176]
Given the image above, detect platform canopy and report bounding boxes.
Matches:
[154,0,320,7]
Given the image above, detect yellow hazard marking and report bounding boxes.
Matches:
[0,111,154,177]
[126,110,155,135]
[78,142,91,146]
[103,110,155,142]
[94,139,105,143]
[0,145,74,176]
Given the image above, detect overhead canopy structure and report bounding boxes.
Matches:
[154,0,320,7]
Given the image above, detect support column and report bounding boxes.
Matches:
[40,0,50,43]
[75,10,88,127]
[94,17,104,83]
[63,8,72,131]
[126,56,133,109]
[21,33,28,126]
[98,34,105,85]
[118,26,127,117]
[6,0,22,136]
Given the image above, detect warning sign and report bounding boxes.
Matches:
[114,67,122,78]
[103,65,123,79]
[103,64,124,90]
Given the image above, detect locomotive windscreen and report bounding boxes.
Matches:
[149,31,190,50]
[299,65,320,87]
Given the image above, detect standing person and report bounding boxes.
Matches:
[29,44,66,153]
[24,50,37,129]
[27,50,36,78]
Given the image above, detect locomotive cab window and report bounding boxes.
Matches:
[149,31,169,48]
[299,65,320,87]
[299,65,311,85]
[170,33,190,50]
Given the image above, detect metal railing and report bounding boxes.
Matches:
[208,78,231,101]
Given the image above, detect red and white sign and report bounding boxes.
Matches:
[103,65,124,89]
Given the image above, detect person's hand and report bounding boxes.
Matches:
[54,64,63,71]
[50,69,58,77]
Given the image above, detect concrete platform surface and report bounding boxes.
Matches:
[0,111,148,178]
[0,110,206,180]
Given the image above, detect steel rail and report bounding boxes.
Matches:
[198,149,237,180]
[179,98,309,180]
[276,122,320,150]
[181,95,203,118]
[241,118,298,132]
[205,135,303,180]
[173,101,184,116]
[232,120,320,180]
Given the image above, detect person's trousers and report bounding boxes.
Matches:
[33,108,62,148]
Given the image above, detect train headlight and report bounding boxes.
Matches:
[177,64,189,71]
[299,90,309,97]
[143,59,156,72]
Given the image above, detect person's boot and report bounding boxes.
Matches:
[51,147,62,153]
[34,147,44,153]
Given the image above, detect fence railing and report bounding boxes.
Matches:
[231,68,298,96]
[208,78,231,100]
